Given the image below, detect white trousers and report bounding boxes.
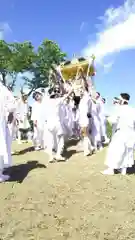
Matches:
[33,126,44,148]
[46,127,64,157]
[80,125,92,155]
[91,120,102,148]
[100,119,108,140]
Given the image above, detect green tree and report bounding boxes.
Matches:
[106,120,112,139]
[25,39,67,91]
[9,41,36,90]
[0,40,12,86]
[0,40,36,91]
[0,39,67,93]
[10,41,36,73]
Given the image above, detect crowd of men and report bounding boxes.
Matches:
[0,74,135,182]
[11,85,109,158]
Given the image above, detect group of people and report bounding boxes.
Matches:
[0,72,135,182]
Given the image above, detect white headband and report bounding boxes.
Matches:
[118,95,129,103]
[113,98,119,102]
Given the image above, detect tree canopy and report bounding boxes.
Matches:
[0,39,67,92]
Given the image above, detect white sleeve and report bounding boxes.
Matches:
[108,109,119,124]
[4,88,16,113]
[31,103,37,121]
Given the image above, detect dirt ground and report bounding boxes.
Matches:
[0,142,135,240]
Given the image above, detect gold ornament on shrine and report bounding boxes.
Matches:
[60,54,96,81]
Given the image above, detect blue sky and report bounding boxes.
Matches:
[1,0,135,110]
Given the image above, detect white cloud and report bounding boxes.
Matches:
[82,0,135,63]
[0,22,12,39]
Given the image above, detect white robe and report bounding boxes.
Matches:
[0,84,16,167]
[105,105,135,169]
[45,97,65,155]
[78,92,92,155]
[98,101,107,138]
[31,100,46,147]
[111,104,120,136]
[78,92,92,127]
[8,98,19,140]
[91,101,101,143]
[16,100,30,130]
[62,102,73,137]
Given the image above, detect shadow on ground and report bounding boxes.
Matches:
[12,146,35,156]
[4,161,46,183]
[64,149,77,160]
[114,162,135,175]
[66,139,79,148]
[127,164,135,174]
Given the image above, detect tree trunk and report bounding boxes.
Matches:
[1,72,6,86]
[10,77,16,91]
[27,88,34,96]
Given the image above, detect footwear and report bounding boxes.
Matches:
[92,148,96,154]
[99,146,103,151]
[0,174,10,182]
[121,168,127,175]
[101,168,114,175]
[84,151,91,157]
[49,157,55,163]
[35,146,41,151]
[55,155,66,161]
[104,138,110,145]
[52,148,56,153]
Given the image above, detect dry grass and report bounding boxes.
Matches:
[0,142,135,239]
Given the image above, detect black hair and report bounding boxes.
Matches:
[74,96,80,108]
[48,88,53,95]
[96,92,100,97]
[102,98,106,103]
[120,93,130,101]
[114,97,119,101]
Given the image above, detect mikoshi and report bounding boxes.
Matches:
[60,55,96,81]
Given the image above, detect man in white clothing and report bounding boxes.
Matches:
[16,90,30,144]
[111,97,120,137]
[102,93,135,175]
[45,87,72,162]
[31,89,46,150]
[100,97,110,144]
[0,82,16,182]
[91,92,103,151]
[78,89,92,156]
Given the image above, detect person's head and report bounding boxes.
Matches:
[119,93,130,105]
[102,97,106,104]
[55,84,60,92]
[28,106,32,115]
[21,94,28,102]
[70,91,75,100]
[49,85,61,99]
[14,96,18,101]
[74,95,81,107]
[33,90,43,102]
[113,97,120,105]
[79,88,84,98]
[65,96,70,104]
[96,92,100,100]
[84,82,89,92]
